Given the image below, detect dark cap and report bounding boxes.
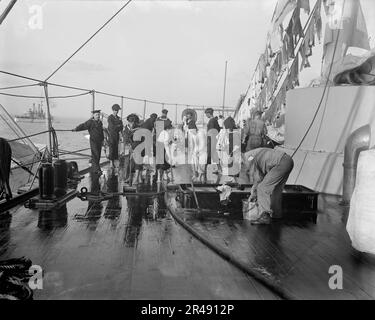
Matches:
[127,113,139,123]
[205,108,214,114]
[162,109,168,114]
[150,113,158,119]
[112,104,121,111]
[92,109,101,114]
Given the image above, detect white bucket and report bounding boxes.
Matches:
[242,199,259,221]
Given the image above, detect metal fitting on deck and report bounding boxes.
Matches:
[343,125,371,204]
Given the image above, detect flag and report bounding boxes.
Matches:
[299,0,310,14]
[323,0,370,57]
[271,0,298,31]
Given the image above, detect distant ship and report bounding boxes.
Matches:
[14,102,53,123]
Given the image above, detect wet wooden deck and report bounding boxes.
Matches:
[1,163,375,300]
[166,174,375,300]
[0,166,277,300]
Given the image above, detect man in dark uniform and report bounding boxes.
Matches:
[157,109,172,130]
[205,108,221,174]
[107,104,123,168]
[242,111,267,151]
[141,113,158,131]
[243,148,294,225]
[72,110,104,174]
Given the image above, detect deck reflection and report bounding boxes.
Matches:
[0,166,275,299]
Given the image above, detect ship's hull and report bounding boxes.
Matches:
[279,85,375,195]
[14,117,46,123]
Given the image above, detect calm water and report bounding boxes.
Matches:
[0,117,98,171]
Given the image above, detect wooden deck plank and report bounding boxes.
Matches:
[166,190,375,300]
[0,168,276,300]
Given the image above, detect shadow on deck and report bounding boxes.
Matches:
[0,165,277,300]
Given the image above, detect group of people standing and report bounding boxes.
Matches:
[72,105,294,225]
[72,104,123,175]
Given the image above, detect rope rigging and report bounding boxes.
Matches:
[44,0,134,82]
[0,91,91,99]
[0,70,228,110]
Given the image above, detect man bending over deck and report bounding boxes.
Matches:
[243,148,294,225]
[72,110,105,175]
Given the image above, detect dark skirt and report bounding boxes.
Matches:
[108,136,119,161]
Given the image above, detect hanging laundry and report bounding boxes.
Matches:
[280,83,287,104]
[267,70,275,99]
[291,6,304,42]
[314,0,322,42]
[275,52,282,76]
[292,55,300,87]
[281,38,289,66]
[268,42,276,59]
[271,60,279,92]
[323,0,370,59]
[268,25,284,53]
[265,48,271,67]
[307,22,315,50]
[286,56,299,90]
[271,0,298,31]
[299,0,310,14]
[258,86,267,111]
[299,38,312,71]
[285,22,295,59]
[258,54,267,84]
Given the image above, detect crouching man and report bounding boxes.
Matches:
[243,148,294,225]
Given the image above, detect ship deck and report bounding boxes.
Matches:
[1,164,375,300]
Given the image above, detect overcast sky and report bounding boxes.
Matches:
[0,0,374,120]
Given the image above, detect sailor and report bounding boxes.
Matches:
[242,111,267,151]
[141,113,158,132]
[205,108,221,174]
[243,148,294,225]
[107,104,124,168]
[157,109,172,130]
[72,109,104,175]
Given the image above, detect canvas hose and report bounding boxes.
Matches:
[167,205,298,300]
[77,187,164,202]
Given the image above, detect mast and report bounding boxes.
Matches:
[222,60,228,116]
